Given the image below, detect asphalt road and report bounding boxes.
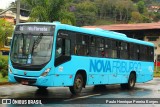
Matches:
[0,78,159,107]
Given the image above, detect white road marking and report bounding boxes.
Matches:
[64,93,101,102]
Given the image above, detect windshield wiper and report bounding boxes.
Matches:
[31,33,43,54]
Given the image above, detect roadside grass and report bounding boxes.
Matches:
[154,66,160,77]
[0,73,8,82]
[154,71,160,77]
[0,54,8,60]
[0,54,8,83]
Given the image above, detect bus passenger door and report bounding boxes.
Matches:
[55,30,71,67]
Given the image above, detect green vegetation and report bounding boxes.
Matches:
[0,73,8,82]
[22,0,75,25]
[154,71,160,77]
[154,66,160,77]
[0,55,8,82]
[94,19,115,25]
[0,19,14,48]
[20,0,160,26]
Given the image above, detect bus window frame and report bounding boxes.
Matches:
[54,30,71,67]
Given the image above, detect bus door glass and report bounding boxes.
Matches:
[55,30,71,66]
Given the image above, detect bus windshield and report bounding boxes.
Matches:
[10,24,55,66]
[11,33,53,65]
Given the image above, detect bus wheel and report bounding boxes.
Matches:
[121,73,136,89]
[127,73,136,89]
[69,73,83,95]
[37,86,48,90]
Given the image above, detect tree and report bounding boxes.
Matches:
[153,13,160,22]
[23,0,75,25]
[0,19,14,48]
[130,12,143,23]
[94,0,135,23]
[74,1,97,26]
[137,0,145,14]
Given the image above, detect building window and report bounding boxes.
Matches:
[147,36,158,41]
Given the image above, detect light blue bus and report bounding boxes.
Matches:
[8,22,154,94]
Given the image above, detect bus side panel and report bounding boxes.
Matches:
[52,75,74,86]
[87,74,109,85]
[53,56,154,87]
[55,56,130,86]
[136,62,154,83]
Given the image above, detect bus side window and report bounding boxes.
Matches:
[64,39,71,56]
[56,38,63,58]
[149,46,154,62]
[56,38,71,58]
[96,38,104,57]
[136,45,140,60]
[120,42,128,59]
[89,36,96,56]
[129,43,134,60]
[105,39,112,58]
[75,33,89,56]
[139,45,147,61]
[112,40,117,58]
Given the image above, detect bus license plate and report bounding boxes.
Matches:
[21,80,28,85]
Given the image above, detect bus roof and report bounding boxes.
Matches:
[17,22,154,47]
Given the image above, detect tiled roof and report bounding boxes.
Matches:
[83,22,160,31]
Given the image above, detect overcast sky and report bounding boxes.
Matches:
[0,0,15,9]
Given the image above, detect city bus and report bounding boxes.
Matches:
[8,22,154,94]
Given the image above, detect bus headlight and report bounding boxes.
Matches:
[41,68,51,77]
[9,68,12,74]
[8,65,12,74]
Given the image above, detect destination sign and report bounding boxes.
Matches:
[15,25,54,32]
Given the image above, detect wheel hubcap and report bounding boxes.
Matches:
[75,78,82,89]
[130,77,135,87]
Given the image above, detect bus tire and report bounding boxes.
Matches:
[127,73,136,89]
[121,73,136,89]
[37,86,48,90]
[69,73,83,95]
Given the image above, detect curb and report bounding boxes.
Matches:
[0,82,15,86]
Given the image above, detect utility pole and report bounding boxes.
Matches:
[16,0,20,24]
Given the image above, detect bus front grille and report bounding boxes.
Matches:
[14,76,37,84]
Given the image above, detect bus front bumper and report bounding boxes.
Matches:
[8,73,74,87]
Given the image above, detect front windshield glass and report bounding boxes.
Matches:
[10,33,53,65]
